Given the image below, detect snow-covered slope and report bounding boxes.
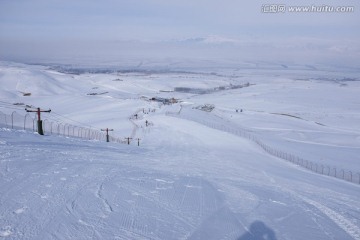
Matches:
[0,62,359,239]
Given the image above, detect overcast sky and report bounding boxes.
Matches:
[0,0,359,67]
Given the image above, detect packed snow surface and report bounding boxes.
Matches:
[0,61,359,239]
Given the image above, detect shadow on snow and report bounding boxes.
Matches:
[238,221,277,240]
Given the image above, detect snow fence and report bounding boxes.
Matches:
[166,108,360,185]
[0,111,124,143]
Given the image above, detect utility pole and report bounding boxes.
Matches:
[25,107,51,135]
[101,128,114,142]
[136,138,141,146]
[125,137,132,145]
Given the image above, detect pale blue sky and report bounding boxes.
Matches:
[0,0,359,66]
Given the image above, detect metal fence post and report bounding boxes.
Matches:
[11,111,15,129]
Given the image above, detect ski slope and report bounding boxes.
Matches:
[0,61,360,239]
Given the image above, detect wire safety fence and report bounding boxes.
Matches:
[0,110,124,144]
[166,109,360,185]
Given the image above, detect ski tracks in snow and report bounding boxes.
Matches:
[270,182,360,240]
[96,182,114,214]
[297,194,360,240]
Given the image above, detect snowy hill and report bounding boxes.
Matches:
[0,62,360,239]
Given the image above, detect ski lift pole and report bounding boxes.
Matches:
[25,107,51,135]
[125,137,132,145]
[101,128,114,142]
